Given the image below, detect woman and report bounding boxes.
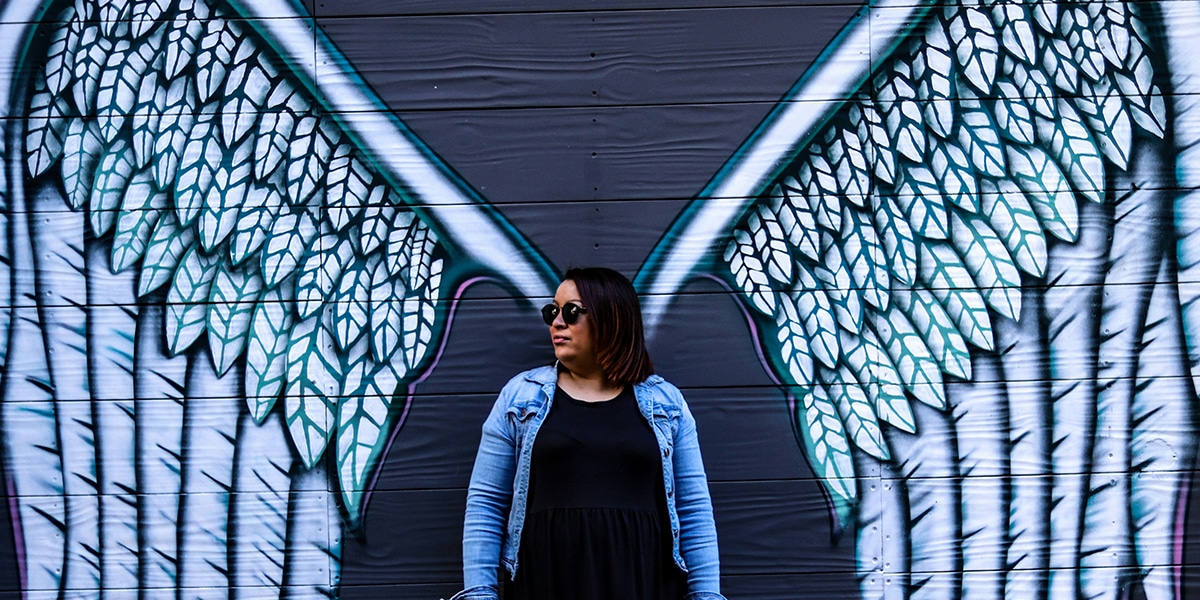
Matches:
[450,267,727,600]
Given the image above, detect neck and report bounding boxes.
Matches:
[557,362,621,400]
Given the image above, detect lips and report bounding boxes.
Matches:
[552,335,570,344]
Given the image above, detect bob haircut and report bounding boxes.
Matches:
[563,267,655,385]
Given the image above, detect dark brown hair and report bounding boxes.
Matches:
[564,266,655,385]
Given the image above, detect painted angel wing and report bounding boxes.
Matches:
[637,0,1196,598]
[0,0,556,597]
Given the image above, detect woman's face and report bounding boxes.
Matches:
[549,279,596,369]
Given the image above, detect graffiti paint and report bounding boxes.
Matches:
[0,0,1198,598]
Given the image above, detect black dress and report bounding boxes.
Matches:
[504,385,688,600]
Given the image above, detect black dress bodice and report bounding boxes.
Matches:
[504,385,688,600]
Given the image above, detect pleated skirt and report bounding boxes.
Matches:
[504,506,688,600]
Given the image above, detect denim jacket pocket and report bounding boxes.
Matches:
[505,380,551,424]
[505,399,541,448]
[653,409,681,442]
[505,397,541,422]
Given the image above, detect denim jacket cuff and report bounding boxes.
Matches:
[685,591,728,600]
[445,585,498,600]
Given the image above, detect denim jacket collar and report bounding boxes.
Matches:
[514,363,669,418]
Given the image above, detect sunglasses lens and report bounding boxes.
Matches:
[542,303,586,325]
[561,304,580,325]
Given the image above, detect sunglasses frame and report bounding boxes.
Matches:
[541,302,588,326]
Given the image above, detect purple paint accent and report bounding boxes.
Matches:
[695,273,780,387]
[412,276,496,388]
[1175,476,1191,600]
[693,273,842,532]
[360,276,497,516]
[6,473,25,596]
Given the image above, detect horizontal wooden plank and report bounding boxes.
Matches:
[1,280,1195,403]
[2,223,1192,295]
[710,479,859,575]
[2,233,1191,318]
[0,286,781,398]
[7,110,1187,218]
[5,107,1194,213]
[490,198,689,274]
[681,386,830,481]
[340,582,462,599]
[366,391,494,492]
[395,103,776,204]
[0,586,367,599]
[341,488,466,584]
[401,283,576,393]
[5,490,333,593]
[307,0,864,18]
[0,13,318,119]
[638,276,779,387]
[343,479,865,587]
[888,565,1194,600]
[722,570,863,600]
[0,2,318,22]
[8,565,1200,600]
[870,472,1200,575]
[315,5,860,111]
[371,385,830,492]
[0,281,1190,387]
[0,219,1178,300]
[3,473,1200,595]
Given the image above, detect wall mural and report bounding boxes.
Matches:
[0,0,1196,598]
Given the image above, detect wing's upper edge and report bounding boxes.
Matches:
[0,4,46,122]
[635,0,935,333]
[227,0,559,302]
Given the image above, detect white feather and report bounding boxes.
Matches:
[177,354,240,595]
[230,410,293,597]
[86,244,140,596]
[947,355,1007,600]
[0,169,65,595]
[29,181,100,597]
[133,302,187,591]
[283,463,341,599]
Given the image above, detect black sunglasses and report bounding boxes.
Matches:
[541,303,588,326]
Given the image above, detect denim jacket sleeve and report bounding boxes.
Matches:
[453,389,518,600]
[672,391,728,600]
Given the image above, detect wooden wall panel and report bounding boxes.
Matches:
[363,392,493,491]
[343,489,467,585]
[389,104,781,204]
[371,384,823,490]
[721,571,864,600]
[710,480,859,575]
[4,0,1200,598]
[307,0,863,18]
[314,6,862,111]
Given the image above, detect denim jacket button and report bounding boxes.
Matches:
[663,447,670,457]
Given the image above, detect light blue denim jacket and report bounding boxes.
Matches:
[449,365,726,600]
